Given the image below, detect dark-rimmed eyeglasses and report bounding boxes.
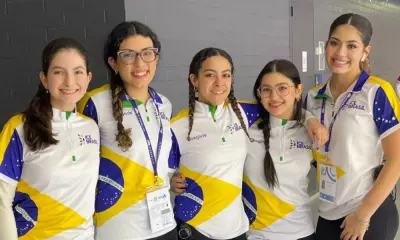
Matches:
[117,48,159,64]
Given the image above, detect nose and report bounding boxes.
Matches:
[336,44,347,57]
[214,75,223,86]
[133,54,145,67]
[64,73,74,87]
[270,88,280,100]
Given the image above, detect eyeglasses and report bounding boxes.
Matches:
[257,83,294,98]
[117,48,159,64]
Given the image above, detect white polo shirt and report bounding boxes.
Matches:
[243,115,314,240]
[0,108,100,239]
[170,100,260,239]
[78,84,177,240]
[305,71,400,220]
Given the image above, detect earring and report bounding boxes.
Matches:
[115,69,119,74]
[194,87,198,92]
[46,89,49,94]
[362,53,367,62]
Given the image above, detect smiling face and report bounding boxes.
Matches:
[325,24,371,75]
[190,55,233,106]
[258,72,303,120]
[40,48,92,111]
[108,35,159,91]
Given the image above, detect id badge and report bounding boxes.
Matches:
[319,163,337,203]
[146,187,174,233]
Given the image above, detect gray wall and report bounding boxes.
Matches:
[125,0,400,112]
[125,0,292,114]
[0,0,125,126]
[3,1,398,124]
[123,0,400,196]
[314,0,400,85]
[0,0,398,203]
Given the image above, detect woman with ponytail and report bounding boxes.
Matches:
[78,21,178,240]
[306,13,400,240]
[243,59,316,240]
[0,38,99,239]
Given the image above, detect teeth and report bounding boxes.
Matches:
[334,59,347,64]
[134,71,147,76]
[270,103,282,107]
[61,90,77,94]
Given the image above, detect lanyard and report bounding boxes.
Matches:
[126,88,163,178]
[320,92,353,152]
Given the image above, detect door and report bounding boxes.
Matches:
[290,0,318,195]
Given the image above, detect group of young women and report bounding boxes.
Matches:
[0,12,399,240]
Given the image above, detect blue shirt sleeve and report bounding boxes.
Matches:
[0,115,24,185]
[78,95,99,125]
[373,84,400,138]
[238,101,261,127]
[168,129,180,172]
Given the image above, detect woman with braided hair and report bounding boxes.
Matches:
[243,59,316,240]
[170,48,328,240]
[78,21,178,240]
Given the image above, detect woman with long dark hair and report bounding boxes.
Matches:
[78,21,178,240]
[0,38,99,240]
[306,13,400,240]
[243,59,315,240]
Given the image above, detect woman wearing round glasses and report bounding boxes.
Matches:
[242,59,316,240]
[78,21,178,240]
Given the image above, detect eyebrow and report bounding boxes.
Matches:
[50,66,65,70]
[119,47,154,52]
[50,66,86,70]
[73,66,86,70]
[203,69,231,73]
[260,82,288,87]
[330,37,360,44]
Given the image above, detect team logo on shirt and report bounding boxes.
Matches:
[290,139,312,150]
[123,109,134,116]
[346,100,365,110]
[188,133,208,141]
[252,138,264,144]
[159,112,170,121]
[78,134,98,145]
[227,123,243,134]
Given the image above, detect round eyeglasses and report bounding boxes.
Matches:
[117,48,159,64]
[257,83,294,98]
